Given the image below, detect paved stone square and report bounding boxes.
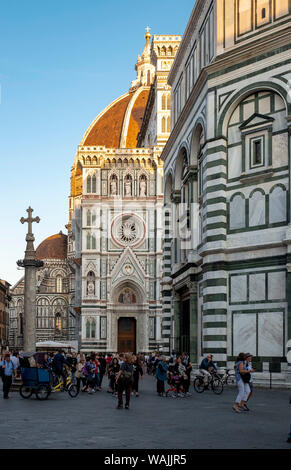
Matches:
[0,375,290,449]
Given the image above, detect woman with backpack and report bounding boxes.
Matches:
[233,352,254,413]
[115,353,133,409]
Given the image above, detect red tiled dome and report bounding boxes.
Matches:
[36,232,67,260]
[82,88,150,149]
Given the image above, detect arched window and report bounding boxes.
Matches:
[167,116,170,133]
[86,320,90,339]
[37,298,50,328]
[55,313,62,331]
[92,175,96,193]
[162,116,166,133]
[87,175,91,193]
[162,95,166,110]
[56,275,62,293]
[92,234,96,250]
[91,319,96,338]
[167,94,170,110]
[86,232,91,249]
[92,211,96,226]
[87,210,91,226]
[19,313,23,335]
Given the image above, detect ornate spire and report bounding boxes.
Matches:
[131,28,155,90]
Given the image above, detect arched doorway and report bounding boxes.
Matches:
[118,317,136,353]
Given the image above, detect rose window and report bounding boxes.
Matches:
[112,214,145,247]
[118,221,137,243]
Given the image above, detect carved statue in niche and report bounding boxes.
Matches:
[139,177,147,197]
[124,177,132,196]
[87,271,95,296]
[110,176,117,195]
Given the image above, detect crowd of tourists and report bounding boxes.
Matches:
[0,347,258,414]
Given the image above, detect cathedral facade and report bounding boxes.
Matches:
[68,31,181,353]
[161,0,291,379]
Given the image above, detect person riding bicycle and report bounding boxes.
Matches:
[199,354,217,386]
[52,350,71,390]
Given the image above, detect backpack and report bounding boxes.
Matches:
[120,368,132,383]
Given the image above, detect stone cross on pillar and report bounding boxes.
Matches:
[20,206,40,259]
[17,207,43,352]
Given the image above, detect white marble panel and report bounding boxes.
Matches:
[258,312,283,357]
[231,275,247,302]
[249,273,266,301]
[259,96,271,115]
[228,126,241,146]
[249,191,265,226]
[233,313,256,356]
[274,94,284,111]
[268,271,286,300]
[229,107,239,126]
[229,194,245,229]
[272,133,288,168]
[269,186,287,223]
[272,111,286,133]
[243,101,255,121]
[228,146,242,179]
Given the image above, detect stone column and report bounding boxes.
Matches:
[284,223,291,366]
[173,292,181,354]
[17,207,43,352]
[188,281,198,365]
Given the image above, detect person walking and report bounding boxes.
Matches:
[108,357,120,395]
[75,358,86,393]
[98,353,107,389]
[245,353,254,410]
[115,354,133,409]
[0,353,17,399]
[156,356,168,396]
[233,352,254,413]
[132,355,143,397]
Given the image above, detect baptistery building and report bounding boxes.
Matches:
[68,31,181,353]
[161,0,291,380]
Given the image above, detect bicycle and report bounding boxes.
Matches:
[193,371,223,395]
[50,371,79,398]
[218,368,236,386]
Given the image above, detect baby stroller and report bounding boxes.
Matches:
[165,372,185,398]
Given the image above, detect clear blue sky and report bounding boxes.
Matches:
[0,0,195,286]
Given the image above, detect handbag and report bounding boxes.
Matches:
[240,372,250,383]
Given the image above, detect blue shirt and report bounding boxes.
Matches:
[0,360,15,376]
[199,358,217,371]
[235,360,248,384]
[156,361,168,381]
